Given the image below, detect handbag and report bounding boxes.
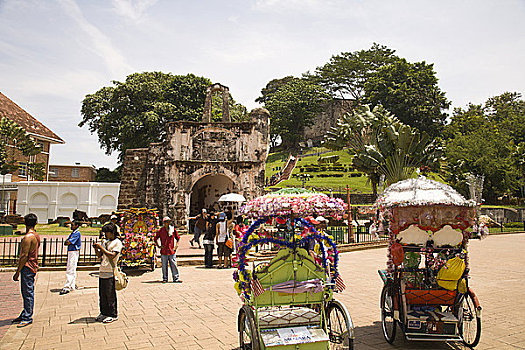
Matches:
[225,237,234,249]
[108,252,128,291]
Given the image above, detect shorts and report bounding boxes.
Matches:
[217,242,232,257]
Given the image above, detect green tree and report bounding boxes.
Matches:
[444,93,525,202]
[80,72,248,161]
[264,79,331,150]
[96,166,122,182]
[305,43,399,101]
[364,59,450,138]
[0,116,44,179]
[325,105,441,195]
[255,76,296,104]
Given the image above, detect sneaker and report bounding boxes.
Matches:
[189,239,194,247]
[17,321,32,328]
[173,280,183,283]
[11,317,22,324]
[95,314,105,322]
[162,280,168,283]
[59,289,70,295]
[102,316,117,323]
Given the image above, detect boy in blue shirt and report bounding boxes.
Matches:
[60,220,81,295]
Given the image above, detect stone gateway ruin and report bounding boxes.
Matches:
[117,83,269,228]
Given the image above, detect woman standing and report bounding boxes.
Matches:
[93,223,122,323]
[215,213,232,268]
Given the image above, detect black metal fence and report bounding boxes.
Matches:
[0,237,100,267]
[327,225,388,244]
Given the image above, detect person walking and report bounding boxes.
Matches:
[203,212,218,268]
[215,212,232,268]
[93,223,122,323]
[154,216,182,283]
[189,208,207,249]
[12,213,40,327]
[60,220,82,295]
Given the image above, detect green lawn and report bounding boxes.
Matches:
[266,148,371,193]
[265,147,444,194]
[4,223,101,237]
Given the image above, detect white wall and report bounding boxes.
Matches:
[15,181,120,223]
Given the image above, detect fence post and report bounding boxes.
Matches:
[347,185,355,243]
[41,238,47,267]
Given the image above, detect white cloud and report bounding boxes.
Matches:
[111,0,158,22]
[58,0,134,78]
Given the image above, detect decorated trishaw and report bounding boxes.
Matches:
[375,178,482,347]
[118,208,159,271]
[235,188,355,350]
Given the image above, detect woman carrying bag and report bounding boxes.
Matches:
[93,222,123,323]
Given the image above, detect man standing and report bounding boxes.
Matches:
[60,220,81,295]
[12,213,40,327]
[154,217,182,283]
[189,208,207,249]
[110,215,121,238]
[203,212,218,268]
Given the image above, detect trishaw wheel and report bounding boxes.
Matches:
[380,284,397,344]
[326,300,354,350]
[238,307,260,350]
[460,293,481,348]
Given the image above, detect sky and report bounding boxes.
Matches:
[1,0,524,169]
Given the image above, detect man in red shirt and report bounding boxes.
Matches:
[154,216,182,283]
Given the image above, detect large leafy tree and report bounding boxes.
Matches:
[80,72,247,161]
[444,92,525,202]
[325,105,442,195]
[364,59,450,138]
[306,43,399,101]
[0,116,44,180]
[264,78,331,150]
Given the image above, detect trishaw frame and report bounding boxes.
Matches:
[376,180,482,348]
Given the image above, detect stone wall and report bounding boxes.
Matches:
[303,99,354,144]
[118,105,269,229]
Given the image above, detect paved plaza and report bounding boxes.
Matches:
[0,233,524,350]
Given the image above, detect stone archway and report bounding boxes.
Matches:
[189,174,235,216]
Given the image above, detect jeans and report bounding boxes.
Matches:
[161,254,179,282]
[19,266,36,322]
[193,226,203,244]
[63,250,79,291]
[99,277,117,318]
[204,244,214,267]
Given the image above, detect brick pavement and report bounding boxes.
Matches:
[0,233,523,349]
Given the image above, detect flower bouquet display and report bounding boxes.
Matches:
[119,208,159,271]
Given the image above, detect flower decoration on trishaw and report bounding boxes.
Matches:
[375,178,482,347]
[234,188,347,301]
[119,208,159,269]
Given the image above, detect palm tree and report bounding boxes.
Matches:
[324,105,442,195]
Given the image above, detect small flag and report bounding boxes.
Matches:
[251,278,265,297]
[335,274,346,292]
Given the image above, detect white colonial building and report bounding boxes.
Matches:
[15,181,120,223]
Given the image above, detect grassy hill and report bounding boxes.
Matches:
[265,147,445,194]
[265,147,372,193]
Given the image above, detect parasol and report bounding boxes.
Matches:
[239,187,346,218]
[218,193,246,203]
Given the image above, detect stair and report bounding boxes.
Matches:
[268,154,298,186]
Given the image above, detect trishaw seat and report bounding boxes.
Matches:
[253,248,329,307]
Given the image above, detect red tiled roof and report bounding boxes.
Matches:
[0,92,64,144]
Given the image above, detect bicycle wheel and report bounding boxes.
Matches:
[238,307,260,350]
[326,300,354,350]
[460,293,481,348]
[380,284,397,344]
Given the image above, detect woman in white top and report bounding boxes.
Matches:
[93,222,122,323]
[215,212,232,268]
